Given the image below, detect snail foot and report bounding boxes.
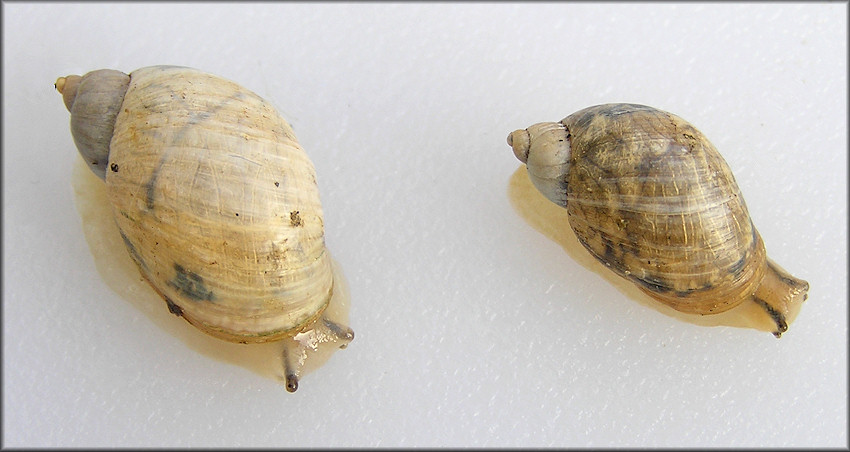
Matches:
[281,338,307,393]
[279,315,354,391]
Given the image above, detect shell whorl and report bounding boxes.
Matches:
[56,69,130,179]
[562,104,765,314]
[509,121,571,207]
[106,66,331,342]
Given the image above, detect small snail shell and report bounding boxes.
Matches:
[508,103,809,337]
[56,66,353,391]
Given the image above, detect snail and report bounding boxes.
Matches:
[55,65,353,391]
[508,103,809,337]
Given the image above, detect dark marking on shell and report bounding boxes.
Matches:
[274,181,280,187]
[752,295,788,338]
[633,274,671,294]
[110,163,119,172]
[290,211,304,227]
[165,297,184,316]
[674,282,715,298]
[598,236,632,276]
[728,252,748,278]
[118,229,148,272]
[603,237,616,262]
[681,133,699,152]
[168,263,214,301]
[144,153,168,210]
[141,86,234,211]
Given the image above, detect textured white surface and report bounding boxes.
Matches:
[3,3,847,447]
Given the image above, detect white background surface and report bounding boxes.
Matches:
[3,2,847,448]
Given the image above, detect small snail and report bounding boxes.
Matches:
[56,66,353,391]
[508,103,809,337]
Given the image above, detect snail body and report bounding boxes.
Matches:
[508,103,809,337]
[56,66,353,391]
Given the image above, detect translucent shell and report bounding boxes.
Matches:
[563,104,766,314]
[106,66,332,343]
[511,104,809,336]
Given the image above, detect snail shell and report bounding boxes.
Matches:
[56,66,353,391]
[508,103,809,337]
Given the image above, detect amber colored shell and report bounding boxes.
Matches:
[509,103,809,336]
[562,104,767,314]
[106,66,332,343]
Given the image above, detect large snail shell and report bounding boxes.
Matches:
[509,103,809,336]
[59,66,333,344]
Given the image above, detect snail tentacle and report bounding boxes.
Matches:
[281,337,308,392]
[322,317,355,348]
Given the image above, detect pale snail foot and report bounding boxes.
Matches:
[750,259,810,339]
[280,315,354,392]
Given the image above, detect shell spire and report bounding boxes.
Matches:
[55,69,130,179]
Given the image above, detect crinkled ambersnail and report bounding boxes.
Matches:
[508,103,809,337]
[56,65,353,391]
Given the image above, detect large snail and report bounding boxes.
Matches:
[55,65,353,391]
[508,103,809,337]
